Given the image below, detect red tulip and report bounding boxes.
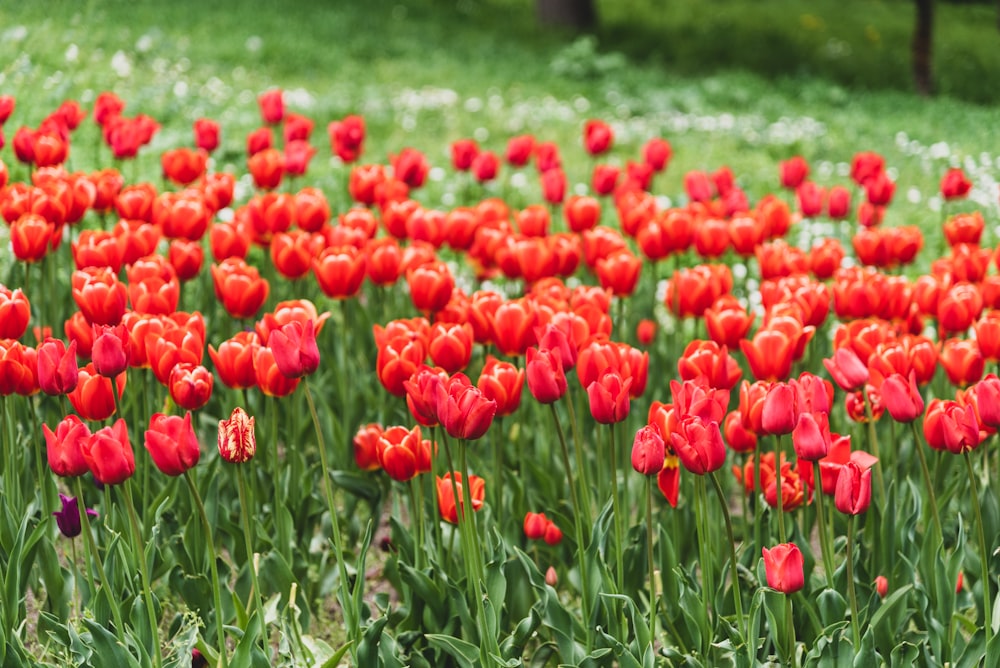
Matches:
[68,363,125,422]
[940,167,972,200]
[37,338,79,396]
[193,118,220,152]
[43,414,91,477]
[526,347,567,404]
[376,425,425,482]
[435,374,497,441]
[436,471,485,524]
[257,89,284,124]
[779,156,809,189]
[631,424,665,475]
[834,460,871,515]
[583,119,613,156]
[254,346,300,397]
[643,137,672,172]
[218,407,256,463]
[476,356,524,418]
[91,324,131,378]
[0,286,30,340]
[269,319,320,379]
[924,399,980,454]
[671,416,726,475]
[524,512,549,540]
[880,372,924,423]
[761,383,798,435]
[81,418,135,485]
[587,370,631,424]
[211,258,270,320]
[353,423,384,471]
[145,412,200,476]
[168,363,214,411]
[792,411,832,461]
[823,347,869,392]
[761,543,805,594]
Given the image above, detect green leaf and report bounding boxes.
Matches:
[399,563,446,617]
[868,583,913,659]
[889,641,919,665]
[426,633,481,667]
[816,589,848,628]
[954,629,985,668]
[82,618,141,668]
[231,611,263,667]
[851,628,879,668]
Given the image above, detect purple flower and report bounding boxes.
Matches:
[52,493,98,538]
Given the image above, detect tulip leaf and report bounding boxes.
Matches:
[851,628,879,667]
[82,618,141,668]
[869,583,913,659]
[399,563,446,616]
[889,641,919,665]
[426,633,480,667]
[816,589,848,627]
[954,629,985,668]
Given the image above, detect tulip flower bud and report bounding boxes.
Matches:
[631,424,665,476]
[526,347,567,405]
[91,324,131,378]
[52,494,98,539]
[834,460,872,515]
[37,338,79,396]
[524,512,548,541]
[881,372,925,423]
[761,543,805,594]
[792,411,832,462]
[874,575,889,598]
[762,382,797,435]
[218,407,256,463]
[545,566,559,587]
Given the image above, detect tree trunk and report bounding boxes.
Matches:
[536,0,597,31]
[912,0,934,96]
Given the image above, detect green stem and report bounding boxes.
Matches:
[645,476,657,646]
[811,462,836,589]
[236,465,266,653]
[846,515,861,649]
[73,477,101,624]
[784,594,796,665]
[493,417,504,532]
[184,470,228,668]
[910,421,944,546]
[549,403,592,649]
[863,393,886,507]
[122,480,163,668]
[564,384,594,525]
[694,476,713,653]
[304,377,357,659]
[964,451,993,647]
[609,423,624,595]
[711,472,747,655]
[775,435,787,544]
[410,477,426,571]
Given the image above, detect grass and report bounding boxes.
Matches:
[1,0,998,258]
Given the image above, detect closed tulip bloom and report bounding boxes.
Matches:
[403,365,447,427]
[826,185,852,219]
[940,167,972,200]
[254,346,300,397]
[631,424,665,475]
[10,213,54,263]
[269,319,320,379]
[541,168,566,205]
[168,363,214,411]
[145,411,200,476]
[834,460,871,515]
[208,331,260,390]
[823,347,869,392]
[761,543,805,594]
[524,511,549,540]
[218,407,256,463]
[435,373,497,441]
[939,338,984,388]
[72,267,128,326]
[91,323,131,378]
[779,156,809,189]
[505,134,534,166]
[724,410,757,453]
[37,338,79,396]
[43,414,92,477]
[792,411,832,461]
[376,424,425,482]
[407,261,455,314]
[874,575,889,598]
[526,346,567,404]
[376,334,426,397]
[193,118,220,152]
[476,356,524,417]
[52,494,98,539]
[762,382,798,435]
[0,286,31,339]
[587,370,632,424]
[436,471,485,524]
[82,418,135,486]
[211,258,270,320]
[671,415,726,475]
[247,147,284,190]
[643,137,672,172]
[450,139,479,171]
[881,372,925,422]
[583,119,613,155]
[974,375,1000,428]
[69,363,125,422]
[353,423,384,471]
[428,322,474,374]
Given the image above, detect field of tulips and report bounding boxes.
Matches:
[0,80,999,668]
